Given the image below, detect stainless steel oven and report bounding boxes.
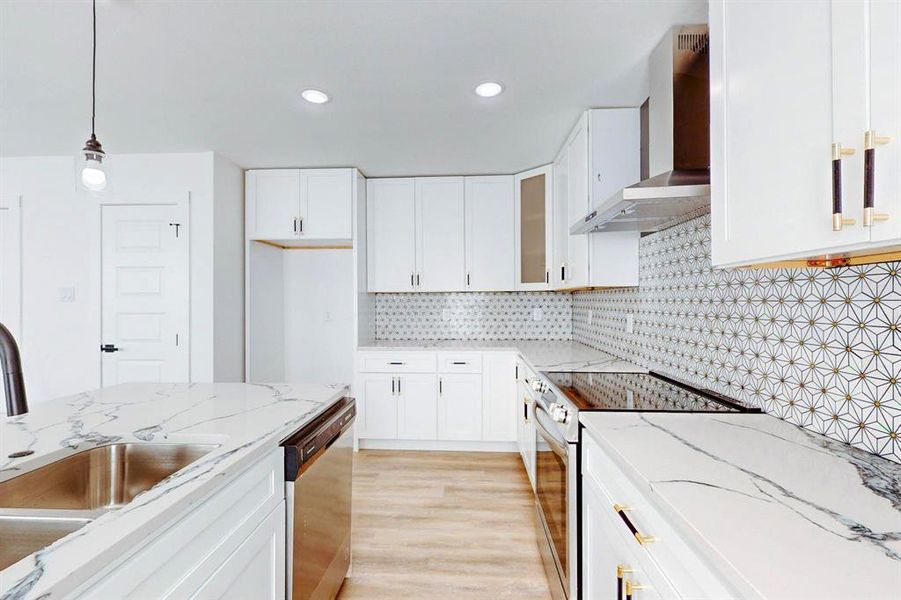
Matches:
[533,384,578,600]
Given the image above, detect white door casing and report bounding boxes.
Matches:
[101,204,190,385]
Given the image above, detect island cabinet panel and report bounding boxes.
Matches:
[74,448,285,599]
[581,433,739,599]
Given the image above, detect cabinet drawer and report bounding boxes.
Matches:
[437,352,483,373]
[359,352,437,373]
[582,434,736,599]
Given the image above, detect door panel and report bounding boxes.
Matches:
[515,165,553,290]
[869,0,901,242]
[362,374,397,439]
[415,177,465,291]
[482,353,516,442]
[248,170,301,240]
[304,169,353,240]
[437,373,482,441]
[367,179,416,292]
[101,204,189,386]
[710,0,869,267]
[552,153,568,288]
[565,120,589,287]
[464,176,515,291]
[398,374,437,440]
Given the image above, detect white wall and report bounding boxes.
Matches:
[213,154,245,382]
[0,152,243,405]
[284,249,354,384]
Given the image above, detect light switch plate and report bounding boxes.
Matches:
[532,307,544,321]
[58,287,76,303]
[587,309,593,325]
[626,313,634,334]
[442,309,451,322]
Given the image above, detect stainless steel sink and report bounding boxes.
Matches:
[0,442,217,571]
[0,512,93,570]
[0,443,217,511]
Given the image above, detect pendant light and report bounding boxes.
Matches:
[80,0,106,192]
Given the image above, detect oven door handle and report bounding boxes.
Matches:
[533,403,569,459]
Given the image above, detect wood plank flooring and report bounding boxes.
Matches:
[338,450,552,599]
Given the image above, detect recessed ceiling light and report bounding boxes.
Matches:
[301,89,330,104]
[474,82,504,98]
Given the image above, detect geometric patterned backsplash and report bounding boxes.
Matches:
[375,292,572,341]
[573,213,901,463]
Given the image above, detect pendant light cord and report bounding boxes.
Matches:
[91,0,96,136]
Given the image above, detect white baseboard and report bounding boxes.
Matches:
[357,439,518,453]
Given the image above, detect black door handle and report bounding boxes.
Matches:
[101,344,120,353]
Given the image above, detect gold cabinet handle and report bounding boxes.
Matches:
[863,131,891,226]
[831,143,857,231]
[625,580,649,599]
[616,564,633,600]
[614,503,656,546]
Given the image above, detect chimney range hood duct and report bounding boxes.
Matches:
[572,25,710,235]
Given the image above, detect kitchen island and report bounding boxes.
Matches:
[0,382,348,600]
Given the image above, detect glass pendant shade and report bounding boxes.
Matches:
[81,134,107,191]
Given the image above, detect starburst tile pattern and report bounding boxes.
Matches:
[376,292,572,341]
[573,213,901,463]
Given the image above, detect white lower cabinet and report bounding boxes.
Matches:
[361,373,399,438]
[582,433,738,600]
[356,350,517,448]
[398,374,438,440]
[482,353,517,442]
[75,449,285,599]
[437,373,483,440]
[516,361,537,489]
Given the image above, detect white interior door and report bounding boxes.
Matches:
[0,200,22,415]
[101,204,189,386]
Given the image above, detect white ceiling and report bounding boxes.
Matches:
[0,0,706,176]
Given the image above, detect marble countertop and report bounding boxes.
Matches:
[357,339,646,374]
[580,412,901,599]
[0,382,347,600]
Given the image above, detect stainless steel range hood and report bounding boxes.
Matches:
[572,25,710,234]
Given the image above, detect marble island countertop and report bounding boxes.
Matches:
[580,412,901,599]
[358,339,646,374]
[0,382,348,600]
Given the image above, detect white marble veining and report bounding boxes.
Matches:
[357,339,646,374]
[0,382,347,600]
[580,412,901,599]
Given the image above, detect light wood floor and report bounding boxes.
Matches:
[337,450,553,599]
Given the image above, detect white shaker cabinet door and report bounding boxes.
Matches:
[367,178,416,292]
[303,168,353,240]
[565,115,590,288]
[868,0,901,243]
[710,0,869,267]
[247,169,301,241]
[437,373,482,441]
[397,374,438,440]
[361,373,398,439]
[415,177,466,292]
[552,150,569,289]
[465,176,515,291]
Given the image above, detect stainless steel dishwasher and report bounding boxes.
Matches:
[282,397,355,600]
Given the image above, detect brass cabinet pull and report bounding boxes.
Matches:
[831,143,857,231]
[863,130,892,226]
[616,564,633,600]
[625,580,648,599]
[613,504,656,546]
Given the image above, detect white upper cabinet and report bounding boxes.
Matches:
[305,169,353,239]
[552,149,569,289]
[247,168,353,242]
[415,177,466,291]
[710,0,901,267]
[367,178,416,292]
[247,170,302,241]
[465,176,515,291]
[565,114,590,288]
[514,165,554,290]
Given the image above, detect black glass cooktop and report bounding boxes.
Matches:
[542,371,758,413]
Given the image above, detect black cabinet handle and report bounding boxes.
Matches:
[391,378,395,394]
[439,377,443,395]
[452,361,468,365]
[388,361,405,365]
[293,217,298,233]
[545,271,549,284]
[416,273,420,287]
[299,217,304,233]
[561,264,566,281]
[411,273,415,288]
[466,273,470,286]
[100,344,120,353]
